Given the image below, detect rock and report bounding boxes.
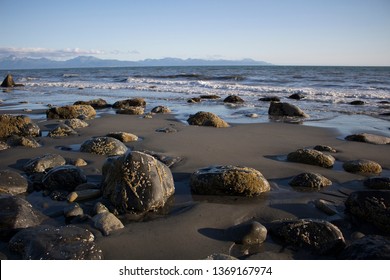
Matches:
[151,106,171,114]
[270,219,345,255]
[187,97,201,103]
[314,199,338,215]
[116,106,145,115]
[340,235,390,259]
[246,113,258,118]
[67,189,101,203]
[48,123,77,137]
[205,253,238,260]
[268,102,309,118]
[112,98,146,109]
[364,177,390,190]
[42,165,87,192]
[190,165,270,196]
[101,151,175,214]
[313,145,337,153]
[106,132,138,142]
[156,127,178,133]
[345,190,390,233]
[0,141,10,151]
[64,118,89,129]
[350,100,365,105]
[187,111,229,128]
[23,154,66,173]
[0,196,45,238]
[200,95,221,100]
[74,98,110,109]
[288,93,305,100]
[289,172,332,190]
[0,170,28,195]
[259,96,281,102]
[46,105,96,120]
[0,114,40,138]
[343,159,382,175]
[141,150,182,168]
[224,95,244,103]
[94,202,109,214]
[345,133,390,145]
[92,211,124,236]
[70,158,88,167]
[6,135,40,148]
[63,203,84,218]
[227,221,267,245]
[287,149,335,168]
[1,74,23,87]
[9,225,103,260]
[80,136,128,156]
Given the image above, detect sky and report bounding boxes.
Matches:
[0,0,389,66]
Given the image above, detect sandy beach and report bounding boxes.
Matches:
[1,101,389,260]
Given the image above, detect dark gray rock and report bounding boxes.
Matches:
[270,219,345,255]
[224,95,245,103]
[24,154,66,174]
[287,148,335,168]
[340,235,390,259]
[1,74,23,87]
[0,196,45,238]
[187,111,229,128]
[48,123,77,137]
[268,102,309,118]
[74,98,110,109]
[6,135,40,148]
[350,100,365,105]
[101,151,175,214]
[345,190,390,233]
[46,105,96,120]
[227,221,267,245]
[0,114,40,138]
[343,159,382,175]
[288,93,305,100]
[112,98,146,109]
[92,211,124,236]
[190,165,270,196]
[345,133,390,145]
[0,170,28,195]
[187,97,202,103]
[80,136,128,156]
[200,95,221,100]
[151,105,171,113]
[289,172,332,190]
[63,203,84,218]
[259,96,281,102]
[364,177,390,190]
[42,165,87,192]
[9,225,103,260]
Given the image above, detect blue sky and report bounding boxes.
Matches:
[1,0,389,66]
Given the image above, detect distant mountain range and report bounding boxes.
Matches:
[0,55,271,70]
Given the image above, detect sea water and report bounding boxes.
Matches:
[1,65,389,135]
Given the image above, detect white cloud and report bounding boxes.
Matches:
[0,47,105,59]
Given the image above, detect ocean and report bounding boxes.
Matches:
[1,65,389,135]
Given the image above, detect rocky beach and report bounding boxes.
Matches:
[1,71,390,260]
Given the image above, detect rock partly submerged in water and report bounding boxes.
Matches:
[345,190,390,233]
[187,111,229,128]
[0,114,40,138]
[190,165,270,196]
[287,149,335,168]
[343,159,382,175]
[270,219,346,255]
[9,225,103,260]
[46,105,96,120]
[112,98,146,109]
[1,74,23,88]
[224,95,245,104]
[101,151,175,214]
[80,136,128,156]
[151,105,171,114]
[289,172,332,190]
[268,102,309,118]
[345,133,390,145]
[74,98,110,109]
[0,170,28,195]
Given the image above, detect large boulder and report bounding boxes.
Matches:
[112,98,146,109]
[1,74,23,87]
[23,154,66,174]
[0,114,40,138]
[190,165,270,196]
[9,225,103,260]
[0,196,45,238]
[46,105,96,119]
[287,149,335,168]
[73,98,110,109]
[0,170,28,195]
[268,102,309,118]
[270,219,345,255]
[187,111,229,128]
[42,165,87,192]
[343,159,382,175]
[345,133,390,145]
[101,151,175,214]
[345,190,390,233]
[289,172,332,190]
[340,235,390,260]
[80,136,128,156]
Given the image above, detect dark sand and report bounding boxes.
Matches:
[1,111,389,259]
